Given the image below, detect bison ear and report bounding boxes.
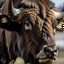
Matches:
[0,14,9,23]
[0,14,20,32]
[0,14,12,30]
[24,20,32,30]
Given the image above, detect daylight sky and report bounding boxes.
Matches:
[52,0,64,7]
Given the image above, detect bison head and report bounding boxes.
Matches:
[0,0,60,64]
[0,13,58,64]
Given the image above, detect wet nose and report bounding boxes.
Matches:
[43,46,58,60]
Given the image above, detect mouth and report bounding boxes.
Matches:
[38,59,51,63]
[36,50,57,63]
[52,52,58,60]
[53,55,57,60]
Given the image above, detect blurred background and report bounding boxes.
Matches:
[53,0,64,10]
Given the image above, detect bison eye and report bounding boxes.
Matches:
[24,21,32,30]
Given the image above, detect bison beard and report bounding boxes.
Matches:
[0,29,10,64]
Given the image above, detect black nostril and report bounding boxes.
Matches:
[54,49,57,52]
[43,47,50,53]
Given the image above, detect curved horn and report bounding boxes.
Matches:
[52,9,64,19]
[8,0,22,21]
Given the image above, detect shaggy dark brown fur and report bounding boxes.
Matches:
[0,0,58,64]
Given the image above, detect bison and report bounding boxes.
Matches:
[0,0,64,64]
[0,12,58,64]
